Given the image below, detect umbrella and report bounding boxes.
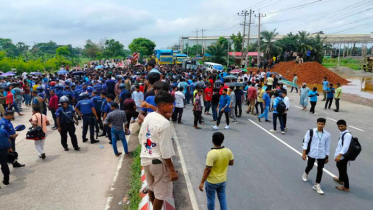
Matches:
[94,65,104,69]
[280,80,298,87]
[223,75,237,79]
[30,72,43,76]
[268,72,279,76]
[57,70,69,75]
[71,71,86,76]
[226,82,245,87]
[1,72,15,76]
[72,67,82,71]
[135,63,143,67]
[240,68,248,72]
[276,76,288,81]
[230,69,242,73]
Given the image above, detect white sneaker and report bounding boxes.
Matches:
[224,125,230,130]
[233,121,238,124]
[270,129,276,133]
[281,131,285,135]
[302,172,308,182]
[212,126,219,130]
[313,184,324,195]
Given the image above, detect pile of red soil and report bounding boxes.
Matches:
[272,62,349,85]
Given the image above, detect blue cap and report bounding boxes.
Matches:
[15,124,26,131]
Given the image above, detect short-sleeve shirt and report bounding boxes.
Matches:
[56,105,75,124]
[322,81,329,91]
[335,87,342,99]
[308,90,318,102]
[204,88,213,101]
[263,93,271,107]
[75,99,94,115]
[327,87,335,98]
[139,112,175,166]
[267,77,274,85]
[206,147,234,184]
[0,118,15,135]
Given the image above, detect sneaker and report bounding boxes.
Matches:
[41,153,46,159]
[265,120,271,122]
[302,172,308,182]
[313,184,324,195]
[285,127,288,131]
[281,131,285,135]
[270,129,276,133]
[212,126,219,130]
[233,121,238,124]
[224,125,230,130]
[257,117,261,122]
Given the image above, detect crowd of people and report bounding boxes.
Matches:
[0,58,354,210]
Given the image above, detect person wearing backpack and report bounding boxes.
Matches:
[333,119,352,192]
[270,92,285,134]
[301,118,331,195]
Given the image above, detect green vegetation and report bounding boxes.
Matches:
[128,38,156,56]
[126,146,142,210]
[322,58,363,70]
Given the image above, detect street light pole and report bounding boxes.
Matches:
[227,40,230,66]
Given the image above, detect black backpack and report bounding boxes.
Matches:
[276,98,286,115]
[303,129,313,155]
[342,132,361,161]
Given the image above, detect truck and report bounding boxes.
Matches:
[154,49,174,65]
[174,53,188,65]
[172,50,180,56]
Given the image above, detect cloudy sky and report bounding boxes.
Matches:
[0,0,372,49]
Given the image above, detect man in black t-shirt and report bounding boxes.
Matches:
[211,88,220,122]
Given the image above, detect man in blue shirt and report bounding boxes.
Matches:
[75,93,99,144]
[91,91,104,138]
[212,89,231,130]
[56,96,80,151]
[270,92,285,134]
[258,88,272,122]
[308,87,319,115]
[118,84,128,110]
[324,84,335,110]
[0,111,25,167]
[0,127,11,185]
[93,80,102,94]
[322,77,329,101]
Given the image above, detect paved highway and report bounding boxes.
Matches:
[174,92,373,210]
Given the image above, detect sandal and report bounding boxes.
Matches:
[333,177,344,185]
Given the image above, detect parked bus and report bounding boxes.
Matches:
[204,62,224,72]
[172,50,180,56]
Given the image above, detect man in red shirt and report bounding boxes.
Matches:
[204,83,213,115]
[246,83,257,114]
[49,90,59,130]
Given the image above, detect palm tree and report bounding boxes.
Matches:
[260,29,283,59]
[206,42,228,65]
[310,34,327,63]
[296,31,313,59]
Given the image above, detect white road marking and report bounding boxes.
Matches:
[327,117,364,132]
[104,143,125,210]
[249,119,337,178]
[294,105,303,109]
[171,124,199,210]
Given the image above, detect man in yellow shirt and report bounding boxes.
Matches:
[255,85,265,114]
[199,132,234,210]
[334,83,342,112]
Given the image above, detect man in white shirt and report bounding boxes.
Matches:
[172,87,185,124]
[282,91,290,130]
[301,118,331,195]
[131,85,144,110]
[139,91,178,210]
[333,119,352,192]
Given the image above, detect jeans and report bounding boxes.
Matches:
[82,114,95,141]
[325,98,333,109]
[259,106,269,120]
[24,93,31,106]
[212,104,218,121]
[205,181,227,210]
[13,101,20,113]
[235,101,242,116]
[273,112,284,131]
[111,127,128,155]
[204,101,211,113]
[16,98,22,111]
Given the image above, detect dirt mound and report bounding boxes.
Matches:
[272,61,349,85]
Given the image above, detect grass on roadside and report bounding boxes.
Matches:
[80,57,91,65]
[322,57,364,70]
[125,145,142,210]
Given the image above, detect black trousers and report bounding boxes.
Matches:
[105,124,112,142]
[255,101,263,114]
[335,98,340,111]
[282,113,287,128]
[291,87,298,93]
[336,159,349,189]
[50,108,57,127]
[324,98,333,109]
[82,114,95,142]
[126,112,139,128]
[193,111,202,126]
[217,111,229,126]
[60,123,79,149]
[173,107,184,123]
[0,149,9,183]
[96,111,103,130]
[235,101,242,116]
[310,101,317,114]
[204,101,211,113]
[305,157,326,183]
[10,138,16,151]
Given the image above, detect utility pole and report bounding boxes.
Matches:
[238,10,248,67]
[227,40,230,66]
[337,40,341,67]
[256,13,266,66]
[192,29,200,55]
[245,9,254,68]
[201,29,207,55]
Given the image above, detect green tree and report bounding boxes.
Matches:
[103,39,126,58]
[83,39,102,59]
[0,38,19,57]
[230,32,243,52]
[260,29,282,59]
[296,31,313,59]
[206,42,228,65]
[188,44,203,57]
[128,38,156,56]
[217,37,231,51]
[56,46,71,57]
[310,34,327,63]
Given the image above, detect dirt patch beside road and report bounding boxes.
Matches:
[329,66,371,79]
[340,93,373,108]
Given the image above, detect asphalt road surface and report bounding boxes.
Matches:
[174,92,373,210]
[0,105,134,210]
